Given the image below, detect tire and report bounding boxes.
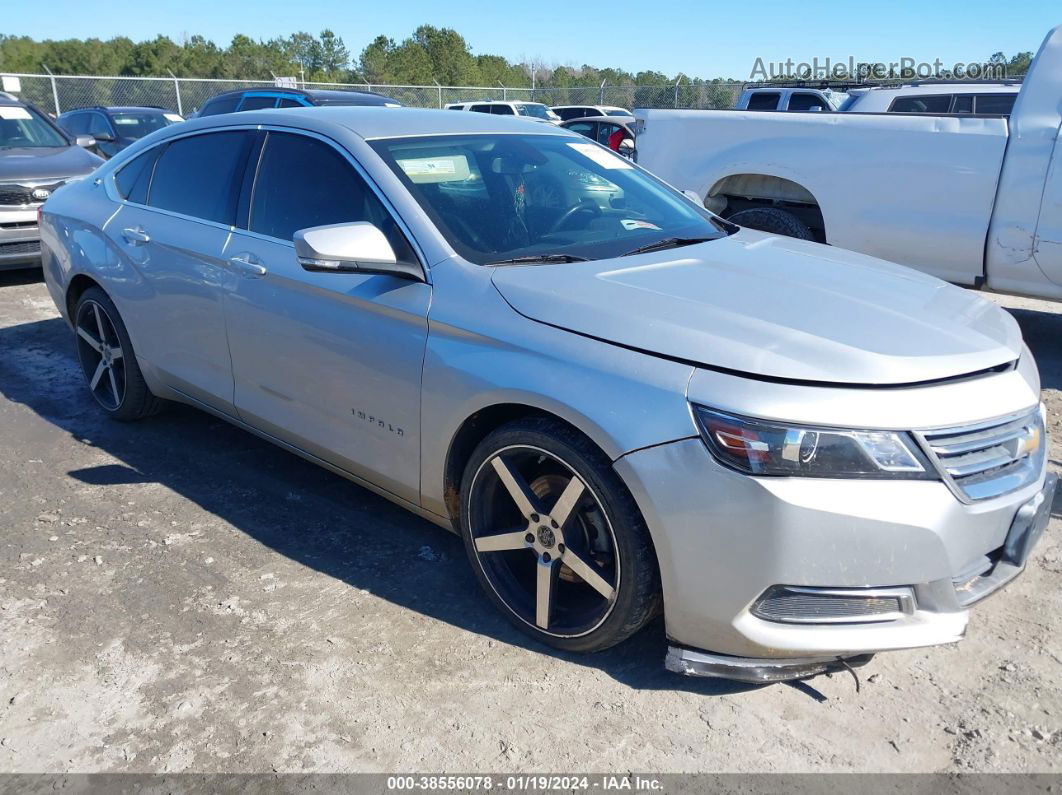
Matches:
[727,207,815,241]
[459,417,660,653]
[73,287,163,421]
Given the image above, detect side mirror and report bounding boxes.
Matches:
[294,222,423,281]
[75,135,97,149]
[93,130,117,142]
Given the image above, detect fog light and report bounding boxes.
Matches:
[752,585,915,624]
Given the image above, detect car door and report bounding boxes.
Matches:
[221,129,430,503]
[107,129,255,414]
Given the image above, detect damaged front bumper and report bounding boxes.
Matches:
[665,646,875,683]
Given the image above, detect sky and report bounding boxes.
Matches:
[4,0,1058,80]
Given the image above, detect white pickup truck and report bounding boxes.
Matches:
[636,25,1062,301]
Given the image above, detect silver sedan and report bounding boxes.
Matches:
[39,107,1052,682]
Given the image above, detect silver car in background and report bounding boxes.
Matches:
[38,107,1053,682]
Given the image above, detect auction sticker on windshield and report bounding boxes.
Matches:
[0,107,32,120]
[396,154,471,183]
[567,141,633,169]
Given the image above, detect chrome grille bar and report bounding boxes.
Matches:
[917,407,1045,502]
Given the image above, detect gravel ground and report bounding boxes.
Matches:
[0,269,1059,773]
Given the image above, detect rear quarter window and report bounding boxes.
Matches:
[114,147,160,204]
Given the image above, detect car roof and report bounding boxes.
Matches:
[861,83,1019,94]
[60,105,173,115]
[180,105,576,140]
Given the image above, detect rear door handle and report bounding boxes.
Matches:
[121,227,150,245]
[228,253,267,278]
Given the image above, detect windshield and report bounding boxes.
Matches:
[516,104,551,119]
[0,105,69,149]
[111,111,178,139]
[371,133,729,265]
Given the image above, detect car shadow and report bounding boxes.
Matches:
[0,314,759,698]
[0,267,44,287]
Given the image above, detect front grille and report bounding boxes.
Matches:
[752,585,914,624]
[918,408,1045,501]
[0,182,62,206]
[0,240,41,255]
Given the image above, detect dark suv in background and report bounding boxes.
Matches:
[195,87,402,117]
[1,94,103,270]
[57,106,184,159]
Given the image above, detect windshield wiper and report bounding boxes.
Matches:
[620,237,714,257]
[486,254,590,266]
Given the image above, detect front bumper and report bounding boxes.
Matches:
[615,435,1051,673]
[0,208,42,269]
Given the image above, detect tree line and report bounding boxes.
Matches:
[0,26,1034,88]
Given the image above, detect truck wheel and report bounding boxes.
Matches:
[727,207,814,241]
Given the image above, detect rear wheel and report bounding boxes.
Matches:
[460,418,660,653]
[727,206,815,240]
[74,287,162,421]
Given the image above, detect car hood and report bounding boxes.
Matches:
[490,230,1023,385]
[0,145,103,182]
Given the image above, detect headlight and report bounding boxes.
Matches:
[693,406,935,479]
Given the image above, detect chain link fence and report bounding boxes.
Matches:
[1,73,744,116]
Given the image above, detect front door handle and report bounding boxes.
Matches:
[122,227,150,245]
[228,253,267,278]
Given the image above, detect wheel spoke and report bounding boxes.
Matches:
[92,304,106,344]
[108,345,123,361]
[107,367,121,406]
[77,326,103,353]
[475,530,531,553]
[550,475,586,529]
[536,556,558,629]
[88,360,107,391]
[561,548,615,600]
[490,455,539,519]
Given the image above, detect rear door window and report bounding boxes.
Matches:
[277,98,304,108]
[198,96,240,117]
[491,105,515,115]
[952,95,975,113]
[746,92,780,110]
[148,131,253,224]
[889,95,951,113]
[247,131,416,262]
[238,95,278,112]
[469,104,492,114]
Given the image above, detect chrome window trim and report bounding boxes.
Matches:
[103,122,428,277]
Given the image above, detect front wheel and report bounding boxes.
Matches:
[727,206,815,240]
[459,418,660,653]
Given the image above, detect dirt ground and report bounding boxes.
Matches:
[0,268,1059,774]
